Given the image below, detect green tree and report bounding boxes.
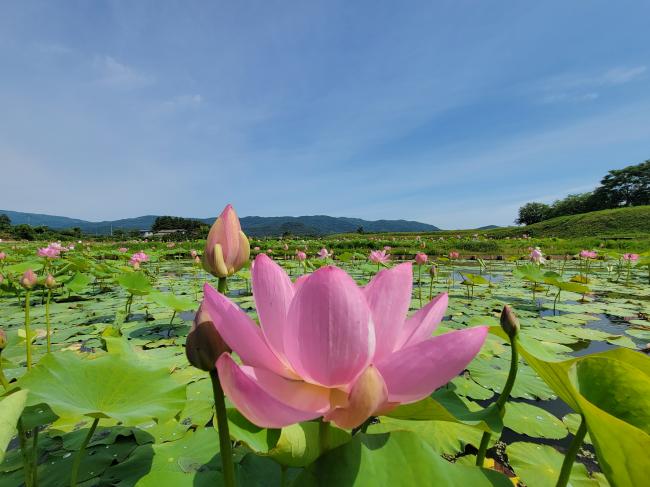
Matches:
[593,159,650,207]
[515,202,551,225]
[549,192,593,218]
[0,213,10,230]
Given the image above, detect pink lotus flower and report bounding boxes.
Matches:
[118,247,128,253]
[384,246,392,251]
[529,247,545,264]
[369,250,390,264]
[415,253,428,266]
[203,204,250,278]
[579,250,597,259]
[204,256,487,429]
[37,247,60,259]
[283,244,289,251]
[296,251,307,261]
[448,251,460,259]
[20,269,38,289]
[623,253,639,261]
[190,250,198,258]
[167,242,176,248]
[0,252,5,260]
[254,246,261,252]
[317,248,332,259]
[129,251,149,266]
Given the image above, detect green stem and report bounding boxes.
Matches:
[0,360,9,390]
[418,265,422,307]
[31,427,39,487]
[555,416,587,487]
[45,290,52,353]
[169,310,176,327]
[319,420,330,454]
[280,465,288,487]
[217,277,227,294]
[476,335,518,466]
[18,419,32,487]
[70,418,99,487]
[25,291,32,369]
[210,370,235,487]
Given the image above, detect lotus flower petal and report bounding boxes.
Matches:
[284,266,374,388]
[202,283,292,378]
[397,293,448,349]
[363,263,412,360]
[376,326,488,403]
[217,354,322,428]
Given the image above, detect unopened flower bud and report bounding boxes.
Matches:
[185,303,230,371]
[203,204,250,278]
[20,269,37,290]
[500,305,520,338]
[429,264,437,277]
[45,273,56,289]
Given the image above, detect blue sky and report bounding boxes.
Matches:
[1,1,649,229]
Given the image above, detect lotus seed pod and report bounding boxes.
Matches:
[500,305,520,338]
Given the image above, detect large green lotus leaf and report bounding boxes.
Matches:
[295,431,511,486]
[116,272,154,295]
[506,441,602,487]
[150,292,196,313]
[17,351,186,425]
[226,411,351,467]
[3,261,44,275]
[502,401,567,439]
[63,272,93,293]
[0,390,28,462]
[386,389,502,434]
[450,375,494,400]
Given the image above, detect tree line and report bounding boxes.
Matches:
[516,159,650,225]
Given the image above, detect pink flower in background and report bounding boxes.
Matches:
[118,247,128,253]
[37,245,61,259]
[369,250,391,264]
[283,244,289,251]
[318,248,332,259]
[295,251,307,261]
[529,247,546,265]
[203,204,250,278]
[415,253,428,265]
[49,242,64,252]
[448,251,460,259]
[580,250,597,259]
[0,252,7,260]
[20,269,38,289]
[190,250,198,258]
[167,242,176,248]
[204,256,487,429]
[384,246,392,251]
[254,247,261,251]
[623,253,639,261]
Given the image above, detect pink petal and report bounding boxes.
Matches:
[252,254,294,360]
[362,262,413,361]
[217,354,323,428]
[376,326,488,403]
[397,292,448,349]
[202,283,291,378]
[293,274,309,294]
[284,266,374,388]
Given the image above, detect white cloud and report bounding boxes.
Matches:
[93,55,153,88]
[162,94,203,109]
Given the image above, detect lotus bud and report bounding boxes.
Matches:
[44,273,56,289]
[186,302,230,371]
[0,328,6,351]
[415,253,428,265]
[203,204,250,278]
[20,269,37,289]
[0,252,6,260]
[194,256,201,265]
[500,305,520,338]
[429,264,438,277]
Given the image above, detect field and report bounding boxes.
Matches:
[1,230,649,487]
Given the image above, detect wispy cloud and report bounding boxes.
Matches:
[93,55,153,88]
[536,65,646,104]
[162,94,203,110]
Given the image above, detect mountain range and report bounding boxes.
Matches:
[0,210,440,236]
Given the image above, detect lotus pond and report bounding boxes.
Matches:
[0,235,649,487]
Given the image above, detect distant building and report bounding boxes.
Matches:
[140,230,154,238]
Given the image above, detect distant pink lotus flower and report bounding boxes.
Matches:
[203,204,250,278]
[623,253,639,261]
[529,247,545,265]
[295,251,307,261]
[20,269,38,289]
[37,246,61,259]
[318,248,332,259]
[283,244,289,251]
[448,251,460,259]
[0,252,5,260]
[579,250,597,259]
[204,256,487,429]
[118,247,128,253]
[129,251,149,266]
[267,249,273,254]
[67,245,75,251]
[167,242,176,248]
[190,250,198,258]
[369,250,391,264]
[415,253,428,266]
[49,242,64,252]
[384,246,392,251]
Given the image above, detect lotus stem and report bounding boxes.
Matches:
[70,417,99,487]
[31,427,39,487]
[45,290,52,353]
[210,369,235,487]
[319,419,331,453]
[280,465,288,487]
[555,416,587,487]
[418,265,422,307]
[476,332,518,466]
[24,291,32,369]
[18,419,32,487]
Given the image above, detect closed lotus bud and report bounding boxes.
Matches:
[185,303,231,371]
[500,305,520,338]
[44,273,56,289]
[203,204,250,278]
[194,256,201,265]
[20,269,37,289]
[0,328,6,351]
[415,253,428,265]
[429,264,438,277]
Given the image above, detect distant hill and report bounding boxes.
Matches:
[0,210,439,236]
[477,225,500,230]
[485,205,650,238]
